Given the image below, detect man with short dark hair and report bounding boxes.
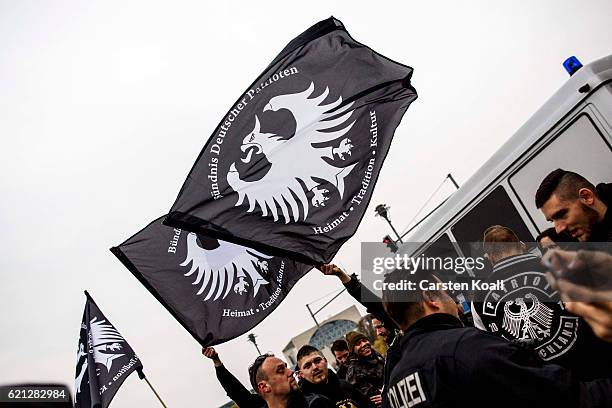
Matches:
[536,227,575,254]
[345,331,384,406]
[535,169,611,242]
[330,340,349,380]
[381,268,611,407]
[296,345,374,407]
[248,354,335,408]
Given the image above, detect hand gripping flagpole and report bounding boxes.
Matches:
[137,369,168,408]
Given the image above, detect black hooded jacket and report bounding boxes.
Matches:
[288,393,336,408]
[471,252,612,380]
[335,364,348,381]
[592,182,612,242]
[300,370,374,407]
[344,276,400,344]
[215,364,265,408]
[386,313,610,408]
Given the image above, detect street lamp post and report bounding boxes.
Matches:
[375,204,403,243]
[247,333,262,355]
[447,173,459,190]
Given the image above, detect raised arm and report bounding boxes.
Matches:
[202,347,264,408]
[318,264,398,332]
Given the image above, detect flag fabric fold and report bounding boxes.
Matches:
[164,16,417,265]
[75,292,143,408]
[111,216,311,347]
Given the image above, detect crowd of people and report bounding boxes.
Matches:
[203,169,612,407]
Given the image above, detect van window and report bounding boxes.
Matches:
[508,114,612,231]
[421,233,461,279]
[450,186,533,276]
[422,234,456,256]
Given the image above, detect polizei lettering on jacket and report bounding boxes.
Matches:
[388,371,427,408]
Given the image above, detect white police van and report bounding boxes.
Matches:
[402,55,612,276]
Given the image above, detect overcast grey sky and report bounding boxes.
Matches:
[1,1,612,406]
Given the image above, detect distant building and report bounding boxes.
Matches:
[282,305,362,367]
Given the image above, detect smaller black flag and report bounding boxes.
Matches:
[111,216,311,346]
[75,291,143,408]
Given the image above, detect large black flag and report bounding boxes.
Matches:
[111,216,311,346]
[75,292,143,408]
[164,17,417,265]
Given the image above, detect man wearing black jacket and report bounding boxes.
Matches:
[297,345,374,407]
[381,268,611,408]
[330,340,350,381]
[203,347,335,408]
[249,354,336,408]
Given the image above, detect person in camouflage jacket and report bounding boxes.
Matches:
[345,331,385,405]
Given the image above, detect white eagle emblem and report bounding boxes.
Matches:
[75,317,127,394]
[180,232,272,301]
[502,293,554,340]
[227,82,358,223]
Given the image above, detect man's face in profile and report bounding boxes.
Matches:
[372,318,390,341]
[541,192,599,242]
[259,357,298,396]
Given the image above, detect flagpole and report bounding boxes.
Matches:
[138,369,168,408]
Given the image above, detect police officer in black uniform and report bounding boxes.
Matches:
[381,268,610,408]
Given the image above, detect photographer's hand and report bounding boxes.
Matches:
[542,249,612,343]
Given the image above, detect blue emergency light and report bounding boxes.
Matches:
[563,56,583,76]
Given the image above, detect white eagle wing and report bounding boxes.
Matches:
[229,165,310,223]
[265,82,355,144]
[75,344,88,393]
[228,82,356,223]
[525,294,554,328]
[181,233,271,300]
[502,302,523,338]
[89,317,125,371]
